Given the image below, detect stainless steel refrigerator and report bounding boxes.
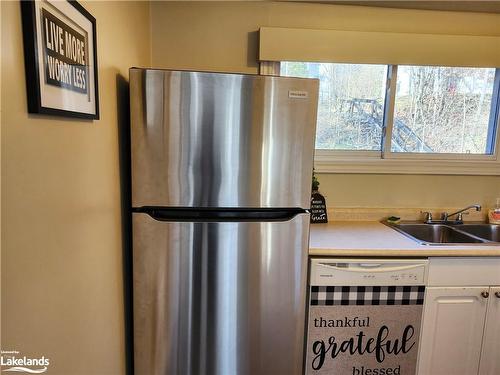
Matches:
[130,68,319,375]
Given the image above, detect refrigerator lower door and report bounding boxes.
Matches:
[132,212,309,375]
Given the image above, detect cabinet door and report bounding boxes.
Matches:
[479,286,500,375]
[417,287,488,375]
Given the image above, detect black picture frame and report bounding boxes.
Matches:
[21,0,100,119]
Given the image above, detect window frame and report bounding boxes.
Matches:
[270,62,500,175]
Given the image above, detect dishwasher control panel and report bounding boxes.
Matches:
[310,258,428,286]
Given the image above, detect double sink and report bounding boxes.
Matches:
[386,222,500,246]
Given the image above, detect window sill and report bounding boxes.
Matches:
[314,153,500,175]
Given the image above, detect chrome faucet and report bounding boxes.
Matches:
[441,204,481,223]
[421,211,433,223]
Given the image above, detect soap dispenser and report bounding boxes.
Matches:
[488,198,500,224]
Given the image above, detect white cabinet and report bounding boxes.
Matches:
[417,287,488,375]
[417,258,500,375]
[479,286,500,375]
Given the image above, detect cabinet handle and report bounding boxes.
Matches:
[481,291,490,298]
[495,292,500,299]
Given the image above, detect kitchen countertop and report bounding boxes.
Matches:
[309,221,500,257]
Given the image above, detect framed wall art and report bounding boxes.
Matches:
[21,0,99,119]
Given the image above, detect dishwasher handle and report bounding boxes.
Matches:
[318,262,425,273]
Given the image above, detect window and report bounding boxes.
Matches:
[281,62,388,151]
[280,62,500,174]
[392,66,497,154]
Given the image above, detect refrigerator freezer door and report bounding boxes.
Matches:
[130,68,319,209]
[132,212,310,375]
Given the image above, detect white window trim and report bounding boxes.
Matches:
[261,62,500,175]
[314,150,500,175]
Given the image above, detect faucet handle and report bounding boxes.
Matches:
[456,212,469,222]
[421,211,433,223]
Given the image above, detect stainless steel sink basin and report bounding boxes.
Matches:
[384,222,499,246]
[453,224,500,243]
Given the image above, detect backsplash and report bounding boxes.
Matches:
[327,207,488,222]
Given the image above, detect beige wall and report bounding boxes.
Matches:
[1,1,150,374]
[150,1,500,209]
[151,2,500,74]
[1,2,500,375]
[318,174,500,209]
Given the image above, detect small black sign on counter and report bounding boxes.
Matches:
[311,191,328,224]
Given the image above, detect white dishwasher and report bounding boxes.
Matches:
[306,258,428,375]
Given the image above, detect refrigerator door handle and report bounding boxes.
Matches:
[132,207,307,222]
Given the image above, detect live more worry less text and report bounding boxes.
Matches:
[42,8,88,95]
